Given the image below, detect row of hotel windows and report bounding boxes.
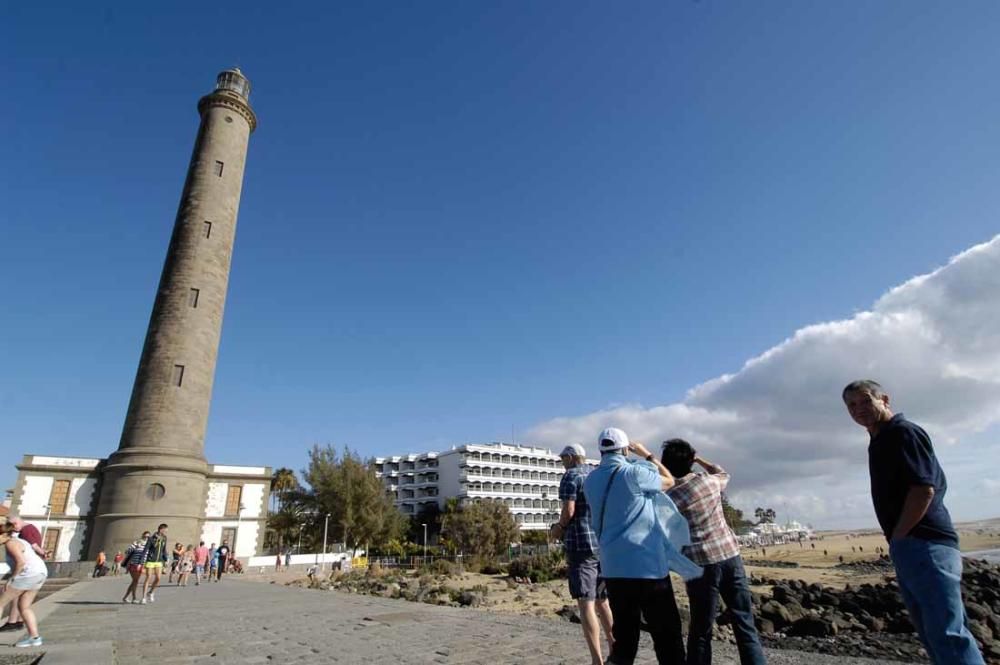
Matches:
[393,474,438,484]
[462,482,556,495]
[380,460,438,471]
[171,158,225,389]
[462,452,561,467]
[515,512,559,525]
[463,467,561,482]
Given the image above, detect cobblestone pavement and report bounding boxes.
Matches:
[6,578,902,664]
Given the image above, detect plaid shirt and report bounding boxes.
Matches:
[667,470,740,565]
[559,465,599,557]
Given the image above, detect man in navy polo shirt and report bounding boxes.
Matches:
[843,380,983,665]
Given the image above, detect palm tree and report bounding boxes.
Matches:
[270,467,299,513]
[266,503,304,553]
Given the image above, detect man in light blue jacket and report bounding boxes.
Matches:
[584,427,700,665]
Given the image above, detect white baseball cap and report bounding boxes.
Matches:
[559,443,586,458]
[598,427,630,452]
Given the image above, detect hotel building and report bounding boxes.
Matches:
[374,442,597,530]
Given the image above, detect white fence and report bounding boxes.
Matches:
[246,552,352,568]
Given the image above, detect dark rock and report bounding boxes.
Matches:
[755,617,776,635]
[761,601,792,628]
[783,601,806,623]
[772,585,794,603]
[968,620,992,645]
[789,616,838,638]
[556,604,581,624]
[966,602,991,622]
[456,591,483,607]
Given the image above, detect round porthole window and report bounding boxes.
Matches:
[148,483,166,501]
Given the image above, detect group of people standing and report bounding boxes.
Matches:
[120,524,233,604]
[551,379,985,665]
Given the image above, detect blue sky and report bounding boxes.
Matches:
[3,3,999,525]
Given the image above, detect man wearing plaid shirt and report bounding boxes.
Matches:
[551,443,614,665]
[662,439,766,665]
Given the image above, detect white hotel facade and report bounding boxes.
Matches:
[374,442,597,530]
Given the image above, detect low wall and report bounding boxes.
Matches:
[0,552,357,579]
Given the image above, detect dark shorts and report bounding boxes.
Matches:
[567,553,606,601]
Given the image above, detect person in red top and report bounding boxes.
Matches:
[112,551,124,575]
[193,541,210,586]
[0,514,46,632]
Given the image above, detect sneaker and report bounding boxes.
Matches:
[14,635,43,648]
[0,622,24,632]
[140,597,147,605]
[131,598,139,604]
[148,592,155,603]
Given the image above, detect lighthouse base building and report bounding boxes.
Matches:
[9,456,270,563]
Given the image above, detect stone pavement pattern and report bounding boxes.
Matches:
[8,578,904,664]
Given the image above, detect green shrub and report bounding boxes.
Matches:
[464,556,507,575]
[508,551,567,583]
[422,559,463,577]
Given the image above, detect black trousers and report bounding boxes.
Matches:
[605,576,686,664]
[217,557,227,580]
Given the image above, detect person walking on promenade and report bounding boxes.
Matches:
[168,542,184,584]
[0,520,48,647]
[208,543,219,579]
[551,443,614,665]
[216,541,231,582]
[121,531,150,604]
[584,427,701,665]
[0,514,45,633]
[177,545,195,586]
[193,541,209,585]
[93,550,107,578]
[112,550,124,576]
[275,552,282,571]
[141,524,169,604]
[843,379,984,665]
[662,439,767,665]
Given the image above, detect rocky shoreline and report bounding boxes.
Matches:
[750,557,1000,663]
[290,556,1000,664]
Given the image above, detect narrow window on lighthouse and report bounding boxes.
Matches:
[172,364,185,387]
[188,288,200,308]
[203,221,212,239]
[214,160,224,177]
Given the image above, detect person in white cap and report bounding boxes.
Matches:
[551,443,614,665]
[583,427,687,665]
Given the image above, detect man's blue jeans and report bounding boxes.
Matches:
[889,537,984,665]
[684,555,766,665]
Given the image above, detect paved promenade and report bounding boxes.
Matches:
[2,577,898,664]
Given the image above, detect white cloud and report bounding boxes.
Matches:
[526,235,1000,528]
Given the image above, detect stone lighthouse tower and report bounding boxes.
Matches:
[90,69,258,556]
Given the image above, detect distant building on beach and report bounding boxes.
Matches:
[737,519,815,547]
[374,442,598,530]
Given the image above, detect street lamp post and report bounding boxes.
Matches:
[422,523,428,562]
[321,513,330,572]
